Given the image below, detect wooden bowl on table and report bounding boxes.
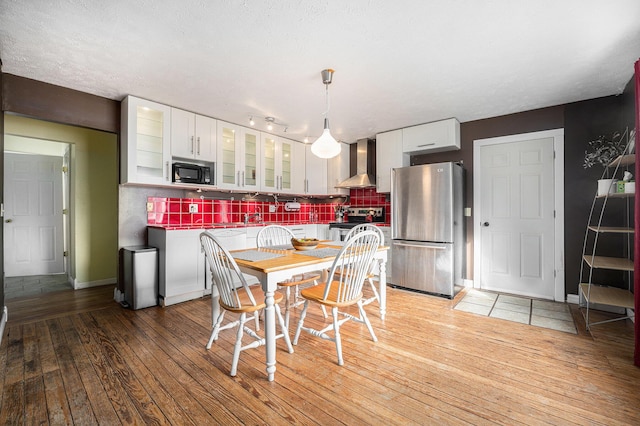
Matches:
[291,238,319,251]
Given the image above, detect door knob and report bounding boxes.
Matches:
[5,219,12,223]
[482,221,489,227]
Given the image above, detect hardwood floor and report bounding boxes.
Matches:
[1,285,639,425]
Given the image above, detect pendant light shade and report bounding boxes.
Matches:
[311,69,341,159]
[311,118,341,158]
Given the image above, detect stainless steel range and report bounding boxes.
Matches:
[329,207,385,241]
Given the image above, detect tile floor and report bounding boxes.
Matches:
[454,289,577,334]
[4,274,72,300]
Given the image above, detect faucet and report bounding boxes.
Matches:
[244,209,262,224]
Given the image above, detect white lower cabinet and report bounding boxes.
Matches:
[378,226,392,279]
[286,224,317,239]
[149,224,337,306]
[316,224,331,240]
[245,226,261,248]
[148,228,207,307]
[148,227,249,306]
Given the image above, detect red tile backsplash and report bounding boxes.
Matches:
[147,188,391,227]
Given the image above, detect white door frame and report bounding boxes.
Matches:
[473,129,565,302]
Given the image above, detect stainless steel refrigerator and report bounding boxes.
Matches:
[391,162,465,298]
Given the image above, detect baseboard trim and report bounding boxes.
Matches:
[73,277,116,290]
[567,294,580,304]
[0,306,8,346]
[628,308,635,323]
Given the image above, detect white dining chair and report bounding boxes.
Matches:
[293,230,380,366]
[200,231,293,376]
[342,223,384,308]
[256,225,326,327]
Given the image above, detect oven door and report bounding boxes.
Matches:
[330,227,351,241]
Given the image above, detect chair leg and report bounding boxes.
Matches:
[206,310,226,349]
[293,301,309,345]
[275,304,294,353]
[254,311,260,331]
[230,312,247,377]
[320,305,328,318]
[310,280,328,318]
[284,286,292,329]
[358,301,377,342]
[332,307,344,366]
[368,277,380,303]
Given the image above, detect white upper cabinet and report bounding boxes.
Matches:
[402,118,460,154]
[292,141,306,194]
[216,121,261,190]
[327,143,350,196]
[170,108,216,162]
[261,134,303,194]
[304,144,327,195]
[376,129,407,193]
[121,95,172,185]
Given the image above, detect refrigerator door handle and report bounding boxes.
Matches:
[393,241,447,250]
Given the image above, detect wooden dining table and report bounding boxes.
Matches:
[230,241,389,381]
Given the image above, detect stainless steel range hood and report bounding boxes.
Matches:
[335,138,376,188]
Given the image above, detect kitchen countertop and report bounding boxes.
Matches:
[148,221,390,231]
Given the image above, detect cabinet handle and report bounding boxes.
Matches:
[166,161,170,181]
[190,136,194,154]
[242,171,245,187]
[417,142,436,147]
[197,137,200,155]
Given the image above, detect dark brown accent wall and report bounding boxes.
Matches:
[412,88,635,297]
[412,106,564,289]
[1,73,120,133]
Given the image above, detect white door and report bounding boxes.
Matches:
[4,153,64,276]
[474,130,565,301]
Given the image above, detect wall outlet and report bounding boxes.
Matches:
[189,204,198,213]
[146,202,154,212]
[269,204,276,213]
[464,207,472,217]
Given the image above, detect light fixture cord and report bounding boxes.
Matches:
[322,83,331,118]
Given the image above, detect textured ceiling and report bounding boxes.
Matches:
[1,0,640,143]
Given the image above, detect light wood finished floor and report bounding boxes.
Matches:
[1,285,639,425]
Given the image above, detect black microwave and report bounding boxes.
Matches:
[172,162,213,185]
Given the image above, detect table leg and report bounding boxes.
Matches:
[379,259,387,320]
[264,289,276,381]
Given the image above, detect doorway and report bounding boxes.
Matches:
[3,139,71,299]
[473,129,565,301]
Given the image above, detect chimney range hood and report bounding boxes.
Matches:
[335,138,376,189]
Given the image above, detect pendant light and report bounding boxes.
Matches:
[311,69,342,159]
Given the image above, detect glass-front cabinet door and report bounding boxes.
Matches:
[121,96,171,185]
[281,140,292,191]
[260,134,304,193]
[242,128,260,190]
[216,121,240,189]
[217,121,260,190]
[261,134,277,191]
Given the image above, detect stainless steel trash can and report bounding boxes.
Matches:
[122,246,158,310]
